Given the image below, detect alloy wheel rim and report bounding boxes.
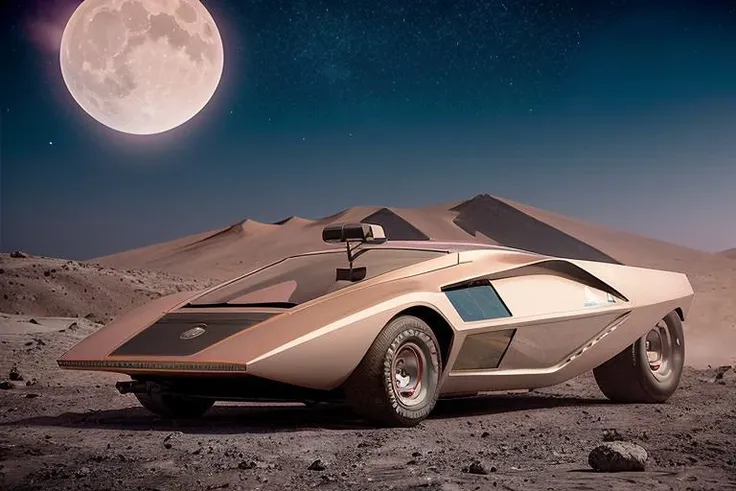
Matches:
[391,342,430,407]
[644,319,676,381]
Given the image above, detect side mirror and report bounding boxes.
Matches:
[322,223,387,244]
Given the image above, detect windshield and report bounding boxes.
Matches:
[190,248,447,307]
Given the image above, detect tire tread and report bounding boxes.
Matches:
[593,311,684,403]
[343,315,441,427]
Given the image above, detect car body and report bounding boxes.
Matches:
[58,223,694,426]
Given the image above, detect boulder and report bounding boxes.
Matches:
[588,441,648,472]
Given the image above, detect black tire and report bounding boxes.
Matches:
[343,315,442,427]
[135,392,215,419]
[593,311,685,403]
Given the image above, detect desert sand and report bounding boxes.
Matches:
[719,248,736,260]
[1,193,735,490]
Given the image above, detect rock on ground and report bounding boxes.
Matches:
[1,313,735,491]
[588,441,648,472]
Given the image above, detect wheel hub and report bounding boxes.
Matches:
[644,320,674,380]
[391,342,428,407]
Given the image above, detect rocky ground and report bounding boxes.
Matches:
[0,252,215,324]
[1,314,735,491]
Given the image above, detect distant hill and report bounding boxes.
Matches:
[94,192,715,280]
[718,248,736,259]
[0,253,210,323]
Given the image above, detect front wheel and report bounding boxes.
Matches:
[593,311,684,403]
[343,315,442,427]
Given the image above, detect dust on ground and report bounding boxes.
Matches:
[0,252,216,324]
[1,314,734,491]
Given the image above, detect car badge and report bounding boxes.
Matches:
[180,324,207,340]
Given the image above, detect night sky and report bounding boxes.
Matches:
[2,0,736,260]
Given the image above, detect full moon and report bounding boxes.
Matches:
[59,0,224,135]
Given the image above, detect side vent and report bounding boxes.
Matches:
[452,329,516,371]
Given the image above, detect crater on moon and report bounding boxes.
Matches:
[60,0,224,135]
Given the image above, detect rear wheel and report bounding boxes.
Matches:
[135,391,215,419]
[593,311,684,403]
[343,315,442,427]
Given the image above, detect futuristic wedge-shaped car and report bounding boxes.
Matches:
[58,223,694,426]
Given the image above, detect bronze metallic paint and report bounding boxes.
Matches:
[57,241,694,398]
[451,329,516,370]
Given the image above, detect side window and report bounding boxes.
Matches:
[444,282,511,322]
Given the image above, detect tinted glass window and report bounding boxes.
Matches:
[191,249,446,306]
[444,284,512,322]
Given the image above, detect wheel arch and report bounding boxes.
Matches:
[391,305,455,372]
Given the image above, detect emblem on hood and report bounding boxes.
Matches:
[180,324,207,340]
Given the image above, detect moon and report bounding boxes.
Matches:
[59,0,224,135]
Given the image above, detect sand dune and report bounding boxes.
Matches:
[448,194,621,264]
[718,248,736,259]
[274,216,316,227]
[496,196,715,271]
[390,206,491,244]
[91,194,630,278]
[92,206,391,278]
[93,193,729,278]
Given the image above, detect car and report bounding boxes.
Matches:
[58,223,694,427]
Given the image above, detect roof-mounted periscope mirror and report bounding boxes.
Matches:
[322,223,387,282]
[322,223,387,244]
